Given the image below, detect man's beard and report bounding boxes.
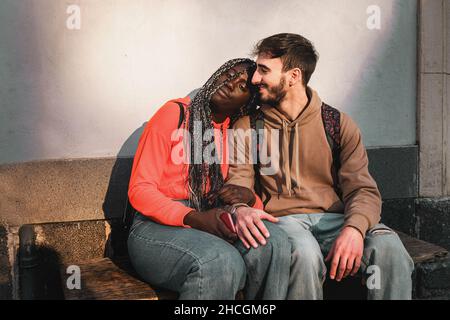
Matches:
[258,77,287,107]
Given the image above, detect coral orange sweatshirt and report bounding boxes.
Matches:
[128,96,263,227]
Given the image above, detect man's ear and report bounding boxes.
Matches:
[289,68,302,87]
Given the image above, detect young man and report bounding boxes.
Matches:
[226,33,414,299]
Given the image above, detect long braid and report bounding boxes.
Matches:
[185,58,258,211]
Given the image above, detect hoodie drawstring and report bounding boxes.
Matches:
[282,120,300,196]
[294,122,300,191]
[282,120,292,196]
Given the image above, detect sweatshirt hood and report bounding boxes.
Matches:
[260,87,322,129]
[260,87,322,196]
[212,116,230,129]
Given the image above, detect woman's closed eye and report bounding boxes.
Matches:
[238,82,248,92]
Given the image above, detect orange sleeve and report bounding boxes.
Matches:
[253,193,264,210]
[128,99,193,227]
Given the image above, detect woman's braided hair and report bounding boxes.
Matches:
[185,58,258,211]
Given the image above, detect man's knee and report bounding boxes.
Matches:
[292,244,324,266]
[290,239,326,280]
[364,232,414,273]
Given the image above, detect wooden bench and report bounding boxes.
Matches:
[61,231,448,300]
[62,257,177,300]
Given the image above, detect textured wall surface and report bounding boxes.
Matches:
[0,0,417,165]
[418,0,450,197]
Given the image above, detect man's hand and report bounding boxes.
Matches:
[183,208,238,243]
[325,226,364,281]
[217,184,256,206]
[234,206,279,249]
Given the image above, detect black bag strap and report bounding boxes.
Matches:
[176,102,185,129]
[250,109,265,198]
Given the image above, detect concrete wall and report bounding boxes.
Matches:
[0,0,417,165]
[418,0,450,197]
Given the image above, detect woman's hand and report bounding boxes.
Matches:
[183,208,238,243]
[218,184,256,206]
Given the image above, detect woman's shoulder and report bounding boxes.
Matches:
[147,96,191,131]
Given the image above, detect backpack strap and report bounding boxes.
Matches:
[175,102,185,129]
[250,109,265,198]
[321,103,342,199]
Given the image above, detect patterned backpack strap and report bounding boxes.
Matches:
[321,103,342,199]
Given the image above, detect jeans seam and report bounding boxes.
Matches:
[197,256,203,299]
[129,220,144,232]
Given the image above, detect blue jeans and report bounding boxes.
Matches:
[127,211,291,300]
[277,213,415,300]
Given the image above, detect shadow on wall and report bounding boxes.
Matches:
[102,122,146,259]
[101,89,199,259]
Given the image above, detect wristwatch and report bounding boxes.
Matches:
[226,202,250,215]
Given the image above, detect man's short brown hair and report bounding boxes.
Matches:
[253,33,319,86]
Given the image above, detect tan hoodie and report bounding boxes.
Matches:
[226,87,382,237]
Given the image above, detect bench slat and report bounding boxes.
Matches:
[62,258,177,300]
[396,231,448,264]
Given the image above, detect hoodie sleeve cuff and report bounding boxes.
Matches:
[178,206,195,228]
[344,213,370,239]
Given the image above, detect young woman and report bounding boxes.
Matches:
[127,58,290,300]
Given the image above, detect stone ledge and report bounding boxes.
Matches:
[415,256,450,299]
[0,157,133,226]
[381,198,417,237]
[381,197,450,252]
[415,197,450,250]
[0,146,419,226]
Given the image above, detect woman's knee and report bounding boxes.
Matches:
[262,221,291,252]
[198,246,246,285]
[128,228,246,290]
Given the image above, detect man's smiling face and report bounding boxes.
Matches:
[252,53,289,107]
